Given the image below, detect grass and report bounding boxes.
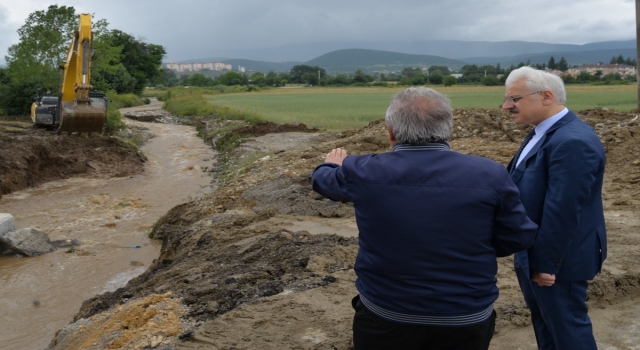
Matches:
[107,93,146,109]
[204,85,639,131]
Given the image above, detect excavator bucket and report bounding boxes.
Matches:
[57,99,106,135]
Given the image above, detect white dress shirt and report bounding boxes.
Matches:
[516,107,569,168]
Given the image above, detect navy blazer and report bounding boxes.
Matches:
[510,110,607,281]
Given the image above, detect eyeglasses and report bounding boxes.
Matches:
[503,91,542,104]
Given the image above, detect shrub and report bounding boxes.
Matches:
[107,93,145,108]
[105,108,126,134]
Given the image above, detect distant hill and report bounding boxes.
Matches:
[201,39,636,62]
[462,48,637,68]
[306,49,466,73]
[166,39,637,74]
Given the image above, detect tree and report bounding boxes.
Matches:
[289,65,325,84]
[2,5,79,113]
[557,57,569,72]
[443,76,457,87]
[352,69,373,83]
[92,64,136,93]
[576,71,595,83]
[428,72,444,85]
[401,67,423,79]
[0,5,166,114]
[5,5,118,85]
[331,74,350,85]
[219,71,248,86]
[5,5,77,71]
[1,6,89,113]
[149,69,178,88]
[428,65,450,75]
[482,75,500,86]
[301,72,319,85]
[108,30,166,94]
[183,73,213,87]
[548,56,557,70]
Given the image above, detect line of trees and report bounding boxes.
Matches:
[0,5,166,115]
[158,52,640,90]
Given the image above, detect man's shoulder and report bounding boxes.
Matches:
[448,151,505,168]
[551,111,600,142]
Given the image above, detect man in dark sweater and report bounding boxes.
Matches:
[312,87,538,350]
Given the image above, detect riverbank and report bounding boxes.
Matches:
[46,107,640,349]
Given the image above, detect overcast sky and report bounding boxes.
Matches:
[0,0,636,65]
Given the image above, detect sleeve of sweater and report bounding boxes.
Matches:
[311,162,351,203]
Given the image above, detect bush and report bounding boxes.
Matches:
[107,93,146,109]
[105,108,126,134]
[443,76,457,87]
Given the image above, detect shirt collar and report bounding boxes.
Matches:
[534,107,568,136]
[392,141,450,152]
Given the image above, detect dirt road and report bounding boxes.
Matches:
[0,102,217,349]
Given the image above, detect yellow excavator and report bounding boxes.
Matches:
[30,13,107,135]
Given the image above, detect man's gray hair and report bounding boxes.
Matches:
[505,66,567,105]
[384,87,453,144]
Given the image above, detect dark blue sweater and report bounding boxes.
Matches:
[312,143,537,326]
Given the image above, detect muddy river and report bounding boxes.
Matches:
[0,107,217,349]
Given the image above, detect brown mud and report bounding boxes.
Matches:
[2,105,640,349]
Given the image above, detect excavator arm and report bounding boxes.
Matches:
[56,13,107,135]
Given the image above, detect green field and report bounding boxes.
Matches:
[205,85,638,131]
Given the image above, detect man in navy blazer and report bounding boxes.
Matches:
[313,87,538,350]
[503,67,607,350]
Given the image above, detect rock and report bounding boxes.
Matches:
[0,213,16,235]
[124,110,176,123]
[0,227,55,257]
[0,213,16,253]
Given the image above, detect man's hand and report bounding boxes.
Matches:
[531,270,556,287]
[325,148,348,166]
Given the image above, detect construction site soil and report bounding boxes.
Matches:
[1,106,639,349]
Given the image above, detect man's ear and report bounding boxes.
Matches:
[386,125,397,147]
[541,90,555,106]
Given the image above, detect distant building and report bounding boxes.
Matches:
[543,69,564,76]
[451,74,463,79]
[238,66,245,73]
[165,61,233,73]
[566,64,636,78]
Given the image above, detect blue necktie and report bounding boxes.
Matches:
[509,129,535,174]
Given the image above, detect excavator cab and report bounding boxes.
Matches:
[30,89,58,126]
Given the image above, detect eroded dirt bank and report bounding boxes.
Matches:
[40,107,640,350]
[0,122,146,199]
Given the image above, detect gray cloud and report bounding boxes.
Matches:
[0,0,635,64]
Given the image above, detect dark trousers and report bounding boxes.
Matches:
[515,265,597,350]
[352,295,495,350]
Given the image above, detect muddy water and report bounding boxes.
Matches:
[0,115,217,349]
